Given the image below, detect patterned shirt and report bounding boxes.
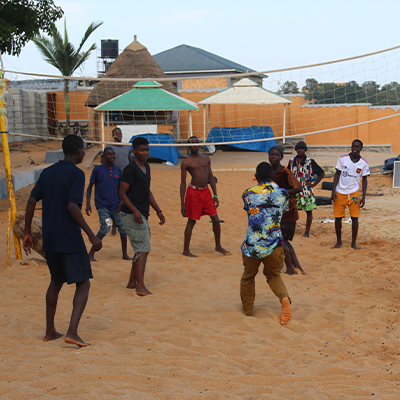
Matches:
[241,182,289,258]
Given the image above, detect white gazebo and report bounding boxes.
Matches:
[198,78,292,143]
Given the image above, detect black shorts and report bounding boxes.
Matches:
[45,251,93,285]
[280,221,296,241]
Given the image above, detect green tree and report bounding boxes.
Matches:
[0,0,63,56]
[33,19,103,129]
[279,81,299,94]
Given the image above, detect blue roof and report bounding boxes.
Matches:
[153,44,256,73]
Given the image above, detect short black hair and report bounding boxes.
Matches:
[255,162,273,181]
[188,136,199,142]
[132,137,149,149]
[103,147,115,155]
[352,139,363,148]
[62,135,84,155]
[112,127,122,135]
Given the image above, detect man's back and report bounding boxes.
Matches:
[241,182,289,258]
[31,160,86,253]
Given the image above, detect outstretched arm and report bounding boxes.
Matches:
[85,181,94,216]
[23,196,37,255]
[180,163,188,217]
[68,202,102,251]
[150,190,165,225]
[360,175,368,207]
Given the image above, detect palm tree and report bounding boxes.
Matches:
[33,19,103,131]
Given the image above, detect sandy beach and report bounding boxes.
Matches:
[1,140,400,399]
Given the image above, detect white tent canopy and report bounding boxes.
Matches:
[198,78,292,142]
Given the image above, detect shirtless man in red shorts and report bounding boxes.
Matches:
[180,136,229,257]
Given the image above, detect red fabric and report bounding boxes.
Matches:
[185,186,217,220]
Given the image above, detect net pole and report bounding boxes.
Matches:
[203,105,206,142]
[101,112,105,151]
[189,110,193,137]
[0,72,22,262]
[208,105,211,139]
[107,110,110,146]
[283,104,287,144]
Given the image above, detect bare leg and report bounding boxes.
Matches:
[303,211,313,237]
[126,253,152,295]
[111,220,117,236]
[210,215,230,255]
[121,236,132,260]
[351,217,360,249]
[65,279,91,347]
[43,280,64,342]
[283,241,296,275]
[183,218,197,257]
[280,297,291,325]
[332,217,343,248]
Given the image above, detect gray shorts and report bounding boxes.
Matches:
[120,212,151,253]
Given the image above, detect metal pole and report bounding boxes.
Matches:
[0,71,22,263]
[283,103,287,145]
[203,105,206,142]
[189,110,193,137]
[101,112,105,151]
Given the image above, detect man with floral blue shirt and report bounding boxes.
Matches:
[240,162,292,325]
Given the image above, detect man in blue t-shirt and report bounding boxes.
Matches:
[240,162,292,325]
[86,147,131,262]
[23,135,102,347]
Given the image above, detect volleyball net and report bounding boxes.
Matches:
[3,44,400,149]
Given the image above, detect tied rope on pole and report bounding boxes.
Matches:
[0,56,22,264]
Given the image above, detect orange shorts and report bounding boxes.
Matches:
[333,190,360,218]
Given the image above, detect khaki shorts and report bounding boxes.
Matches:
[333,190,360,218]
[120,212,151,253]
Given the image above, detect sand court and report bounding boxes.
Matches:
[1,142,400,399]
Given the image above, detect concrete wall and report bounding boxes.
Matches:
[5,89,48,143]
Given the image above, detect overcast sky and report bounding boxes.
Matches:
[3,0,400,91]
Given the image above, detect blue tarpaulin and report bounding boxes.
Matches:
[206,126,276,153]
[129,133,181,165]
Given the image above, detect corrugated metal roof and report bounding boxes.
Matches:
[95,80,198,111]
[153,44,256,73]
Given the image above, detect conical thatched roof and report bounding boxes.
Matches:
[86,37,179,107]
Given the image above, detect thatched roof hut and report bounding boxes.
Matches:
[86,37,179,107]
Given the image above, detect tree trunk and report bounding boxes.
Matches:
[64,79,70,132]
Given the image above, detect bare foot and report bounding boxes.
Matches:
[280,297,291,325]
[351,243,360,250]
[285,268,298,276]
[294,266,306,275]
[43,331,64,342]
[302,233,309,238]
[123,254,133,260]
[126,281,137,289]
[182,251,198,258]
[65,335,91,347]
[332,242,342,249]
[89,255,97,262]
[215,246,230,255]
[136,286,152,296]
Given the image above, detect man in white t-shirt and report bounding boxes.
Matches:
[331,139,370,250]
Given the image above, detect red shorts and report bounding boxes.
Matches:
[185,185,217,220]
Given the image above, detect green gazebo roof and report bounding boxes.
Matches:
[94,80,198,111]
